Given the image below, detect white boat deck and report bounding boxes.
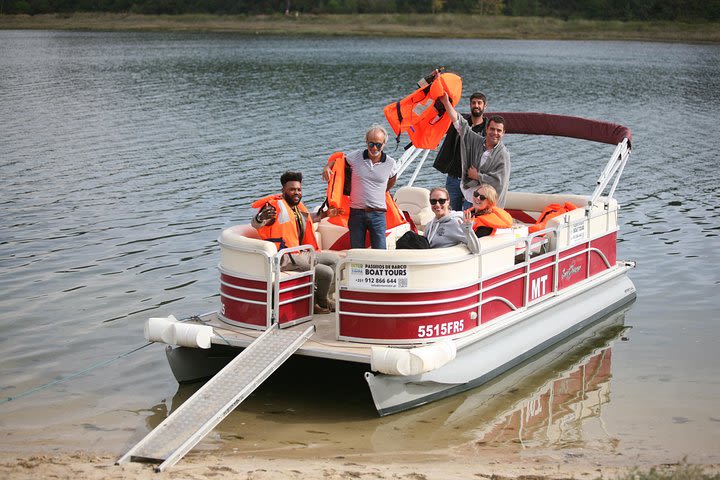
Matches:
[202,311,374,364]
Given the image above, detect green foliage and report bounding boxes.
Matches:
[6,1,33,14]
[1,0,718,20]
[503,0,720,20]
[616,464,720,480]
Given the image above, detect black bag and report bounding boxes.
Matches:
[396,231,431,249]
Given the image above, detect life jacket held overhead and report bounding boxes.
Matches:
[251,194,319,251]
[383,72,463,150]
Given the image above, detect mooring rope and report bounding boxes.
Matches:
[0,314,201,405]
[0,342,153,405]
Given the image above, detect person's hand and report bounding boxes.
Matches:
[257,204,276,222]
[322,165,332,182]
[327,207,344,217]
[463,209,475,224]
[440,92,451,108]
[467,166,479,181]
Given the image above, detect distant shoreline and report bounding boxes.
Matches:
[1,12,719,43]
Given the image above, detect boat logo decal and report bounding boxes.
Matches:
[561,262,582,281]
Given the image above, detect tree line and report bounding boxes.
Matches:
[3,0,719,21]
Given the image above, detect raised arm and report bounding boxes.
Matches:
[440,92,460,127]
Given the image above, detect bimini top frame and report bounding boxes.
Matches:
[394,112,633,208]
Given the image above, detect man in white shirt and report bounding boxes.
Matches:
[322,124,399,249]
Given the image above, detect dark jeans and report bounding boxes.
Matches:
[445,175,464,212]
[349,208,387,249]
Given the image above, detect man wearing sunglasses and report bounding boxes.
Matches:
[439,93,510,210]
[322,124,399,249]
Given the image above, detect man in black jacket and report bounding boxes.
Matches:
[432,92,488,211]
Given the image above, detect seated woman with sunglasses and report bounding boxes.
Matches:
[465,183,513,238]
[422,187,480,253]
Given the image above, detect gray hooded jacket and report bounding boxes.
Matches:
[423,211,480,253]
[456,116,511,208]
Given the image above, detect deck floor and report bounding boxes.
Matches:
[199,311,374,364]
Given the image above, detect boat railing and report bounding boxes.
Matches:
[478,215,619,340]
[217,226,316,329]
[334,200,621,343]
[214,190,620,341]
[271,245,317,328]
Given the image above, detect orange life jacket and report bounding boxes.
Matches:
[384,191,408,230]
[383,72,463,150]
[325,152,352,227]
[324,152,406,230]
[467,206,514,235]
[251,194,319,251]
[528,202,578,233]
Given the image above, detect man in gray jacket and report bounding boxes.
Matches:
[440,94,510,209]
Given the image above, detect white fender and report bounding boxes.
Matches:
[144,315,213,349]
[144,315,177,344]
[370,340,457,376]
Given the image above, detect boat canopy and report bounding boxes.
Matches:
[491,112,632,147]
[395,111,633,206]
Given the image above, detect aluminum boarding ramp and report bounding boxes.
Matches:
[117,323,315,472]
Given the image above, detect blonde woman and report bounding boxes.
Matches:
[464,183,513,238]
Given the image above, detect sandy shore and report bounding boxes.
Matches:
[0,451,633,480]
[2,448,718,480]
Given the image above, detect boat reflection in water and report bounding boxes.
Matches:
[466,329,615,448]
[369,302,632,452]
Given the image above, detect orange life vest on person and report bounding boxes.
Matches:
[251,194,319,251]
[324,152,407,230]
[528,202,578,233]
[467,206,514,235]
[383,72,463,150]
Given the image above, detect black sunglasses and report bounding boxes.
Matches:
[429,198,448,205]
[367,141,384,149]
[473,191,487,201]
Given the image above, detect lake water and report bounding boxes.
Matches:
[1,31,719,466]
